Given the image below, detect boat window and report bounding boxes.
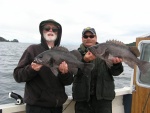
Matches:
[136,40,150,88]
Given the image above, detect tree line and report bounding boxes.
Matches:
[0,36,19,42]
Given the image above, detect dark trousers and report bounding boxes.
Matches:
[75,95,112,113]
[26,104,63,113]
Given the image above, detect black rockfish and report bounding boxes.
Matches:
[88,40,150,75]
[34,46,94,76]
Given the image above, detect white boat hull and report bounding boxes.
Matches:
[0,87,131,113]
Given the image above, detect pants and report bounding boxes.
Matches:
[26,104,63,113]
[75,95,112,113]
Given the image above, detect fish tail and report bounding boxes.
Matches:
[138,61,150,74]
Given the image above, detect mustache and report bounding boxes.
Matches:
[43,33,57,42]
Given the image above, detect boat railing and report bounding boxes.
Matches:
[0,87,131,113]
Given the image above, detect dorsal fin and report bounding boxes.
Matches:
[106,39,140,57]
[106,39,126,46]
[52,46,69,52]
[106,39,129,49]
[129,46,140,57]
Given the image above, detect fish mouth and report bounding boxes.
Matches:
[33,58,43,64]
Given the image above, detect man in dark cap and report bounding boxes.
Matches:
[72,27,123,113]
[13,19,73,113]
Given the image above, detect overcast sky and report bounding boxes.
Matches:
[0,0,150,45]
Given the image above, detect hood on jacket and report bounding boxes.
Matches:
[39,19,62,49]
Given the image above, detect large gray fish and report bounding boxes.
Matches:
[34,46,94,76]
[88,40,150,75]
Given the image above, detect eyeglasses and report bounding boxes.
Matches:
[83,35,95,39]
[43,26,58,32]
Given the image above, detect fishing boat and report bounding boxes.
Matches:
[0,36,150,113]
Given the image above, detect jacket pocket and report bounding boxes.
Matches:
[102,78,115,100]
[72,75,90,101]
[40,88,67,107]
[72,82,87,101]
[40,89,56,105]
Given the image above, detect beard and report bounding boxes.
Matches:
[43,33,57,42]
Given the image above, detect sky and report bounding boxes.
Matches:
[0,0,150,45]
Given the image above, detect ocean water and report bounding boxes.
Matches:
[0,42,133,105]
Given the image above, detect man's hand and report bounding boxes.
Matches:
[31,62,43,71]
[84,51,96,62]
[111,57,123,64]
[58,61,69,74]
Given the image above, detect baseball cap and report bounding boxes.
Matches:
[82,27,96,36]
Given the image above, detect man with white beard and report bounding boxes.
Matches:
[13,19,73,113]
[43,23,59,48]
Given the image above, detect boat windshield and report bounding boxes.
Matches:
[137,40,150,88]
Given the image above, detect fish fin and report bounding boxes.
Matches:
[105,59,113,68]
[100,50,113,67]
[106,39,129,49]
[49,58,55,67]
[102,49,109,58]
[45,64,51,68]
[70,50,82,60]
[51,67,59,76]
[82,63,95,75]
[129,46,140,57]
[50,64,59,76]
[138,61,150,74]
[95,47,108,59]
[70,68,78,75]
[52,46,69,52]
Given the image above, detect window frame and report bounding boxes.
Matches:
[136,40,150,88]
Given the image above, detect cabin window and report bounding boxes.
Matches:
[137,40,150,88]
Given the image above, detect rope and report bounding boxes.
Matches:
[142,90,150,113]
[62,99,73,112]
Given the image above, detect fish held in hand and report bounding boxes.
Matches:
[34,46,94,76]
[88,40,150,75]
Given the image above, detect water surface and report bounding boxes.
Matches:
[0,42,133,104]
